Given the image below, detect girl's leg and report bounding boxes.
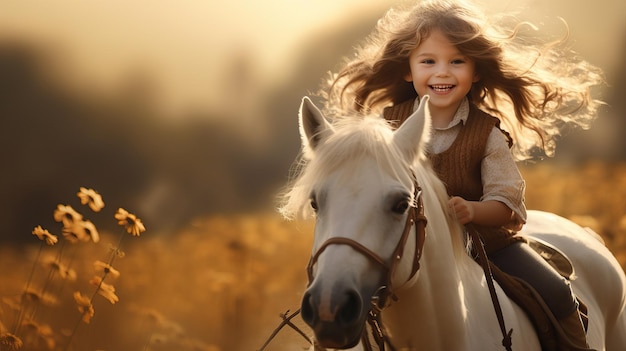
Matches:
[489,241,593,350]
[489,241,576,319]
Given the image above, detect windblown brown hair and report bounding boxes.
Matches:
[322,0,604,160]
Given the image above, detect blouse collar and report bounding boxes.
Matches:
[413,97,470,130]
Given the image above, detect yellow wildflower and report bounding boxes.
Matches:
[73,291,95,324]
[0,333,23,351]
[61,227,81,244]
[32,226,58,246]
[89,276,119,304]
[62,219,99,243]
[21,288,42,304]
[77,187,105,212]
[43,256,76,281]
[94,260,120,279]
[64,267,77,281]
[21,287,59,307]
[53,204,83,227]
[114,208,146,236]
[20,321,55,350]
[108,245,126,258]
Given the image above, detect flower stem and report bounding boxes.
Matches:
[12,241,44,335]
[23,242,44,292]
[63,230,125,351]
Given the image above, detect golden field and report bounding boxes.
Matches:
[0,161,625,351]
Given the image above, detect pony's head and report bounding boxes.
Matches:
[281,96,442,348]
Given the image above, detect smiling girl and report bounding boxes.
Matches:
[318,0,604,349]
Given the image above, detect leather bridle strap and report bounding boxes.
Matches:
[467,224,513,351]
[307,236,389,283]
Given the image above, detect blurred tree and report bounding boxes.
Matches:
[0,41,279,242]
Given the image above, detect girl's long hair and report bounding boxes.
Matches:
[322,0,604,160]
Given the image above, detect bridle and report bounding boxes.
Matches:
[305,174,428,350]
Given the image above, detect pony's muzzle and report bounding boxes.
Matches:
[301,283,365,349]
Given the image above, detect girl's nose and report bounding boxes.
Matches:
[435,64,450,77]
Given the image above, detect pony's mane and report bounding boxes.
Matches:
[412,161,471,264]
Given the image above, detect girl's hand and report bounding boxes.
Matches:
[448,196,474,224]
[447,197,514,227]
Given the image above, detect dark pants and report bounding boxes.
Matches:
[489,241,577,320]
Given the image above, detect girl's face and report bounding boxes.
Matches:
[405,29,479,116]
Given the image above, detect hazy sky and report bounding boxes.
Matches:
[0,0,624,116]
[0,1,388,114]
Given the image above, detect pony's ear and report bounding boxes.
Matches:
[392,95,431,161]
[299,96,335,156]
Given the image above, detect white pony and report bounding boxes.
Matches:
[279,96,626,351]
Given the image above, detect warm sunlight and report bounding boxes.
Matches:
[0,1,388,116]
[0,1,625,350]
[1,0,621,117]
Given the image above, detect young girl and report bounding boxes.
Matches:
[319,0,604,349]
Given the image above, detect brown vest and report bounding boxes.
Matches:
[384,99,520,253]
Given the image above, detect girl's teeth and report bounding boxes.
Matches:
[431,85,453,92]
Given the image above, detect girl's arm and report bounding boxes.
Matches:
[448,197,513,226]
[449,127,526,228]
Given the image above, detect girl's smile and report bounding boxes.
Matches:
[430,84,456,94]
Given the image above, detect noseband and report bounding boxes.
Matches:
[305,174,428,308]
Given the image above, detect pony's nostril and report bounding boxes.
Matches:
[301,288,362,329]
[300,292,316,326]
[336,290,362,326]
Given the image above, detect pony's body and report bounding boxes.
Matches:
[521,212,626,350]
[281,96,626,350]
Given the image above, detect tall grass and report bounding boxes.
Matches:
[0,162,624,351]
[0,188,156,351]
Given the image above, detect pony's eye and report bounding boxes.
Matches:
[310,198,319,212]
[392,199,410,214]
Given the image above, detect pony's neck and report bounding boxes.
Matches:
[383,184,486,350]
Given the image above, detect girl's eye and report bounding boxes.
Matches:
[451,59,466,64]
[421,59,435,64]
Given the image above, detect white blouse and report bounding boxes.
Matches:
[412,97,527,230]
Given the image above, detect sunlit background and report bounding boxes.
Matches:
[0,0,625,350]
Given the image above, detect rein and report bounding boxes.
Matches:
[305,176,427,350]
[467,224,514,351]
